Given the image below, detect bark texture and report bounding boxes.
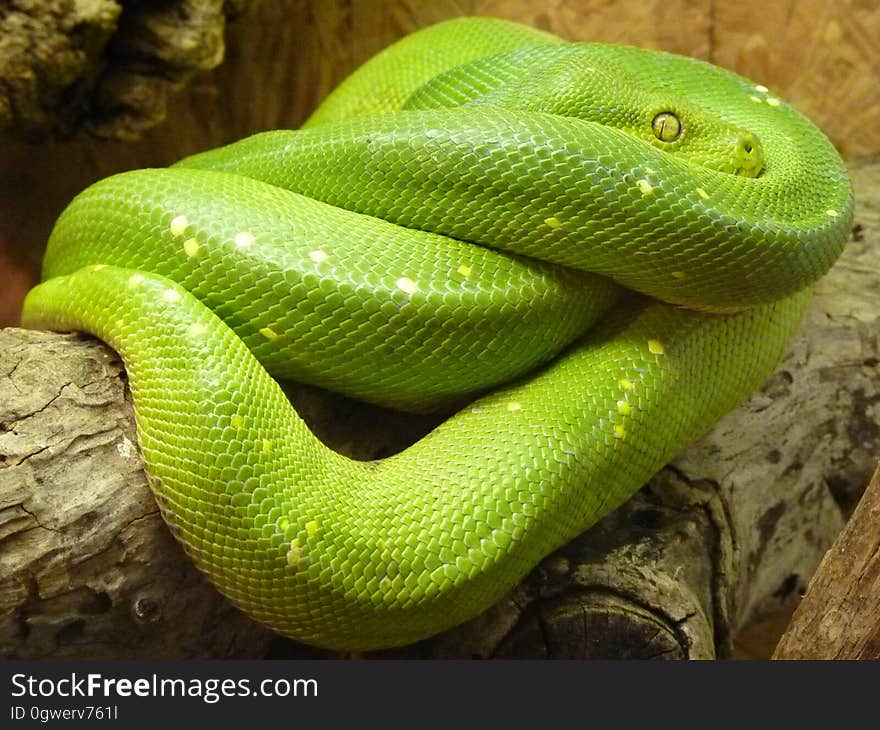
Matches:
[773,465,880,659]
[0,0,256,140]
[0,330,274,659]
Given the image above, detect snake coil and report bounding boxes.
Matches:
[22,18,852,650]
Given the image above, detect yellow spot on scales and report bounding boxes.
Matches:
[308,249,328,264]
[613,424,627,439]
[286,539,302,568]
[619,378,635,391]
[170,215,188,237]
[672,271,687,279]
[234,231,255,248]
[260,326,280,340]
[187,322,206,337]
[648,339,665,355]
[617,400,632,416]
[755,84,769,93]
[127,273,144,288]
[457,264,472,279]
[696,187,709,200]
[91,264,108,271]
[544,216,562,228]
[162,288,182,303]
[506,402,522,412]
[305,520,319,537]
[396,277,419,295]
[766,97,781,107]
[183,238,200,257]
[231,415,244,429]
[636,179,654,195]
[825,209,839,218]
[749,95,763,103]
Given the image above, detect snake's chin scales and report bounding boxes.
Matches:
[22,17,853,651]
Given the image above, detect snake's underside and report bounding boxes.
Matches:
[21,17,852,650]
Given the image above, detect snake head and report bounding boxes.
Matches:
[639,96,766,178]
[416,44,769,180]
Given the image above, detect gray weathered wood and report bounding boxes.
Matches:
[0,331,274,658]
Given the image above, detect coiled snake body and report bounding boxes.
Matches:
[22,18,852,650]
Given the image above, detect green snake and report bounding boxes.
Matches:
[21,17,852,650]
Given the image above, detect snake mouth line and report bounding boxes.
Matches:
[733,165,765,177]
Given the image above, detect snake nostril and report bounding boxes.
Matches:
[739,133,759,156]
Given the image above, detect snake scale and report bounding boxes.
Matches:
[21,18,853,650]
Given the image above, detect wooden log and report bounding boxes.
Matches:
[0,330,274,659]
[1,159,876,659]
[773,465,880,660]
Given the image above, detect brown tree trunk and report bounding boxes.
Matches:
[773,465,880,660]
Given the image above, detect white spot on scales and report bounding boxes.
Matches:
[396,277,419,295]
[170,215,188,237]
[234,231,256,248]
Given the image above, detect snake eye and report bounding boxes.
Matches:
[652,112,682,142]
